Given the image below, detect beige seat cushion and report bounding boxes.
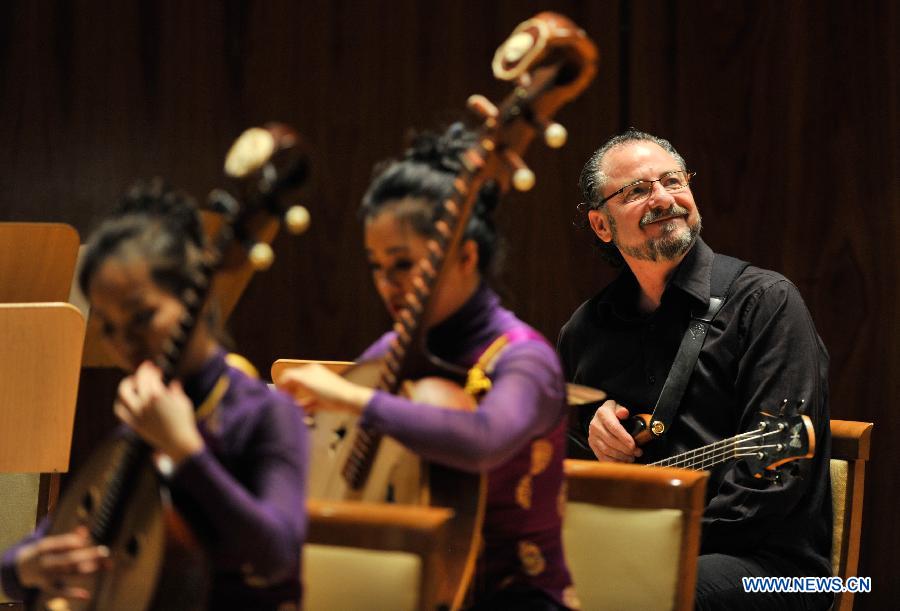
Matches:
[302,544,421,611]
[0,473,40,603]
[830,458,848,574]
[564,502,683,611]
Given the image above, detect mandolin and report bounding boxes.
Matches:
[292,12,598,610]
[32,124,310,611]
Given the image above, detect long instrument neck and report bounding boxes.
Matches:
[342,150,490,490]
[90,215,233,545]
[649,425,769,471]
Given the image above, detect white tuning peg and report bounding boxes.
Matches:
[543,122,568,148]
[285,205,311,235]
[503,150,536,192]
[248,242,274,271]
[513,168,536,192]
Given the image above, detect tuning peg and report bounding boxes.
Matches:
[248,242,274,271]
[467,94,499,127]
[543,122,568,148]
[285,205,311,235]
[503,150,535,191]
[795,399,807,415]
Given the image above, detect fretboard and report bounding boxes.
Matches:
[649,426,772,471]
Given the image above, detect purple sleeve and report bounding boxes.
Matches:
[356,331,393,362]
[1,520,48,600]
[171,394,308,582]
[359,340,565,472]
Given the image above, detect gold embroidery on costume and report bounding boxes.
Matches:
[518,540,545,576]
[530,439,553,475]
[195,374,230,434]
[515,475,533,509]
[463,334,511,397]
[225,352,260,378]
[563,586,582,609]
[464,367,492,396]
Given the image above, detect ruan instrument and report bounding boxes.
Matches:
[33,124,310,611]
[299,12,597,610]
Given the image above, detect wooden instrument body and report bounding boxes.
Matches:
[30,124,309,610]
[303,12,596,608]
[32,437,208,611]
[305,359,486,610]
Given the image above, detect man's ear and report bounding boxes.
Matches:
[588,209,613,243]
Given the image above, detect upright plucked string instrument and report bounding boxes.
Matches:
[33,124,310,611]
[304,12,598,610]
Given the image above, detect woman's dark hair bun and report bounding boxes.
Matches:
[115,177,205,248]
[403,122,476,174]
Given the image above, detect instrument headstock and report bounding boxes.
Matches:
[211,123,311,271]
[394,12,598,382]
[465,12,598,195]
[744,403,816,479]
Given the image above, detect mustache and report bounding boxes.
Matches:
[640,203,689,227]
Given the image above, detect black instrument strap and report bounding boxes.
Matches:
[645,254,749,438]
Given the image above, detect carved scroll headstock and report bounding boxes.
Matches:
[157,123,311,383]
[343,13,598,491]
[396,13,598,378]
[211,123,311,272]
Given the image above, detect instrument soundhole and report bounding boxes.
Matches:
[77,490,94,520]
[126,535,140,558]
[329,426,347,454]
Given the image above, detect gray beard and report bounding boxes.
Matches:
[609,207,702,262]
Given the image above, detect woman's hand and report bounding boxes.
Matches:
[588,400,643,462]
[276,363,374,414]
[114,361,205,465]
[15,526,110,599]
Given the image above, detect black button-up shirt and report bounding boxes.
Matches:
[558,238,832,576]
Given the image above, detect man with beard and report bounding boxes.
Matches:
[558,130,833,609]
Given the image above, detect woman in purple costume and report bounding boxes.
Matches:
[1,180,308,610]
[278,125,578,610]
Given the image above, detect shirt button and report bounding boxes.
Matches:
[648,375,656,385]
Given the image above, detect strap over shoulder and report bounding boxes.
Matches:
[649,253,749,438]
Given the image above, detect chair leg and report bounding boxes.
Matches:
[36,473,60,527]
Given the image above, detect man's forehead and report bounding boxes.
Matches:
[601,141,675,178]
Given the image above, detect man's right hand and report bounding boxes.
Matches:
[588,400,643,462]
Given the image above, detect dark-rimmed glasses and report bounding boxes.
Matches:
[595,170,696,207]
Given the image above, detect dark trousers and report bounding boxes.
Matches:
[695,553,834,610]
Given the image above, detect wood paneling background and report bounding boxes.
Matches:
[1,1,895,607]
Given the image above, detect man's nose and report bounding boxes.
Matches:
[647,181,675,208]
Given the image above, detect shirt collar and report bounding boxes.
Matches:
[668,237,713,307]
[595,238,712,319]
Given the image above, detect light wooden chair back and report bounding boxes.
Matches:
[563,460,708,611]
[0,303,85,604]
[303,499,453,611]
[829,419,873,611]
[271,358,354,383]
[0,223,80,302]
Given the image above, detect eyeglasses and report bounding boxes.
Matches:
[596,170,696,207]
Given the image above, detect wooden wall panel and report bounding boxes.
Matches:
[0,1,894,608]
